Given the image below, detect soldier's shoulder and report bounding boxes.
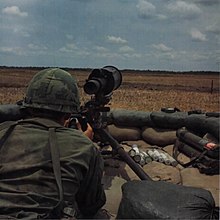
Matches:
[0,120,17,131]
[57,127,97,156]
[57,127,94,144]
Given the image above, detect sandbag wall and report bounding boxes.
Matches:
[105,109,219,146]
[0,105,219,144]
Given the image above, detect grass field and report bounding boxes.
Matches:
[0,67,219,112]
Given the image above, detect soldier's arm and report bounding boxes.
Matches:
[75,147,106,218]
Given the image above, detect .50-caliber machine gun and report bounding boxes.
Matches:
[71,66,151,181]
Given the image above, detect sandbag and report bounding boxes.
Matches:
[141,127,176,146]
[0,104,23,123]
[107,125,141,142]
[108,110,188,130]
[180,168,220,207]
[117,180,219,219]
[150,111,188,129]
[107,109,154,127]
[185,115,219,140]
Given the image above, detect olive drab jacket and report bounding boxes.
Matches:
[0,117,106,219]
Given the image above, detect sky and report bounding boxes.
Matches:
[0,0,219,71]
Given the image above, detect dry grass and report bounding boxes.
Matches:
[0,68,219,112]
[111,89,219,112]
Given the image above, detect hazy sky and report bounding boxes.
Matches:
[0,0,219,71]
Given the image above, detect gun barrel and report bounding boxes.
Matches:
[97,128,152,181]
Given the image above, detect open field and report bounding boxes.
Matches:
[0,67,219,112]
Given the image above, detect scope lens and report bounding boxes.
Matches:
[83,80,101,94]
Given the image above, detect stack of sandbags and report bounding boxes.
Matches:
[106,109,219,146]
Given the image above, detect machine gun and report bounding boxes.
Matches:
[71,66,151,181]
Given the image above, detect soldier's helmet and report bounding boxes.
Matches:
[23,68,80,113]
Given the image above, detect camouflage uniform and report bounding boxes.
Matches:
[0,68,106,219]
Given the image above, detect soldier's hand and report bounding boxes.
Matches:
[64,118,94,140]
[82,123,94,140]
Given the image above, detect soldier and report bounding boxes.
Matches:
[0,68,106,219]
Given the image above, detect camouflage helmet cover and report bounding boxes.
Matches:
[23,68,80,113]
